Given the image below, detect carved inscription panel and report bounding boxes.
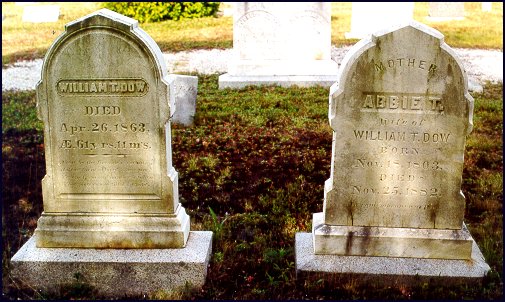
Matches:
[50,31,158,198]
[38,19,174,213]
[54,89,155,197]
[234,9,281,60]
[324,23,473,229]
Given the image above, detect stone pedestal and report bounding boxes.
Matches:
[34,205,190,249]
[219,74,339,89]
[312,212,474,259]
[11,232,213,297]
[296,232,490,286]
[219,2,338,89]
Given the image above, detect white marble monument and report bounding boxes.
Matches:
[169,74,198,127]
[296,21,490,285]
[427,2,465,21]
[11,9,212,297]
[219,2,339,89]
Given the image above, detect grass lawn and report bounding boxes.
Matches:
[2,2,503,66]
[2,78,503,299]
[1,1,503,300]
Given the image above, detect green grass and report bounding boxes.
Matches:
[1,2,233,66]
[2,2,503,66]
[2,79,503,299]
[1,91,43,133]
[2,2,103,65]
[1,1,503,299]
[414,2,503,49]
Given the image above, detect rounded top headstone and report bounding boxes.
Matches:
[324,20,474,229]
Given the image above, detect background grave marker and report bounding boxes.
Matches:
[219,2,339,88]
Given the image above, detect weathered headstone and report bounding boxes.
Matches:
[296,21,490,284]
[22,4,60,23]
[219,2,339,89]
[428,2,465,21]
[345,2,414,39]
[169,74,198,127]
[11,9,212,297]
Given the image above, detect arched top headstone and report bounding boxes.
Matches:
[38,8,174,117]
[331,21,473,134]
[34,8,189,248]
[324,20,474,230]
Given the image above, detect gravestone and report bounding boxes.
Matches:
[22,4,60,23]
[428,2,465,21]
[296,21,490,285]
[219,2,339,89]
[11,9,212,297]
[345,2,414,39]
[169,74,198,127]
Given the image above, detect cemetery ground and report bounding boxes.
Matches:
[2,1,503,300]
[2,77,503,299]
[1,2,503,66]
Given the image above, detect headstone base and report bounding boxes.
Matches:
[218,74,339,89]
[10,231,213,298]
[295,232,490,286]
[35,205,190,248]
[312,212,474,259]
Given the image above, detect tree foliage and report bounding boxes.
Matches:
[102,2,220,23]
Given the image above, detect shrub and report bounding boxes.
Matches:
[102,2,220,23]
